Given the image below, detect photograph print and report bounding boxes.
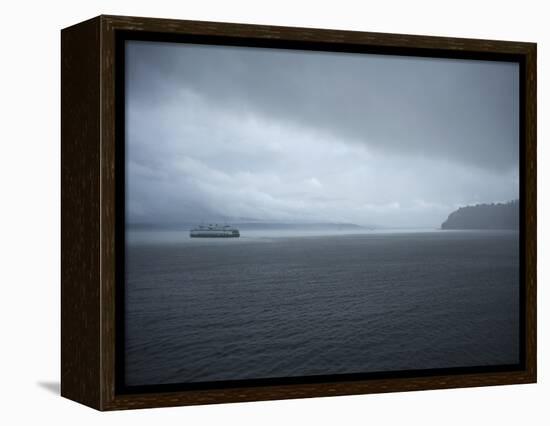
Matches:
[122,39,521,389]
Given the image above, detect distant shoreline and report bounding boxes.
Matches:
[441,200,519,230]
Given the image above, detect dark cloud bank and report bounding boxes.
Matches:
[125,41,519,228]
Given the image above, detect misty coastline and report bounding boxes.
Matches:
[441,200,519,230]
[126,223,518,247]
[126,201,521,246]
[128,221,371,231]
[128,198,521,240]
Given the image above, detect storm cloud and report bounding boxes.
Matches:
[125,41,519,228]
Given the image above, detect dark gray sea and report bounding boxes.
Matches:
[125,229,520,386]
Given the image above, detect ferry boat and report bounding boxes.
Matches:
[190,224,240,238]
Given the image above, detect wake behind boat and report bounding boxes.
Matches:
[190,224,240,238]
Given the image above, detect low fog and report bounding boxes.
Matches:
[125,41,519,228]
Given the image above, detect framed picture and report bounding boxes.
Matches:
[61,15,537,411]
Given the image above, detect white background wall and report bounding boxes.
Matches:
[0,0,545,424]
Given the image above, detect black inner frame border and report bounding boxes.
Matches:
[114,29,527,395]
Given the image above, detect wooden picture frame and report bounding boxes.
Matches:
[61,15,536,411]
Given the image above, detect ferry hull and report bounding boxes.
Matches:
[190,232,240,238]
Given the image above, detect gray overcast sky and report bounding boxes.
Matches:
[125,40,519,228]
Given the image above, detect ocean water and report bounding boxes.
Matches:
[125,229,520,386]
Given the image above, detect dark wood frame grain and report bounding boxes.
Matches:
[61,15,537,411]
